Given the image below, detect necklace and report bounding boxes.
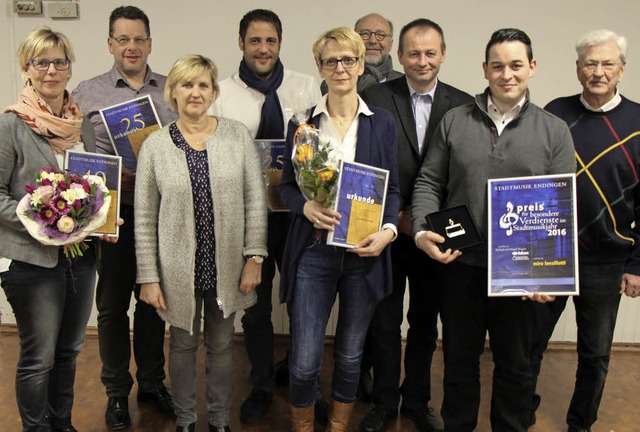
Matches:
[179,118,215,150]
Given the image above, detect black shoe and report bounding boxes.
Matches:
[315,397,330,427]
[176,424,195,432]
[137,387,176,418]
[357,370,374,402]
[53,427,78,432]
[208,425,231,432]
[240,388,272,424]
[400,405,443,432]
[105,397,131,431]
[360,407,398,432]
[274,353,289,386]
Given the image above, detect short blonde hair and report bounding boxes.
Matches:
[164,54,219,112]
[312,27,365,66]
[17,26,75,71]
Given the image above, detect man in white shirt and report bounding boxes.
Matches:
[209,8,321,425]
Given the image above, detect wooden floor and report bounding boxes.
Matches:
[0,330,638,432]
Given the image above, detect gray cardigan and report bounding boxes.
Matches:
[134,118,268,332]
[0,112,95,267]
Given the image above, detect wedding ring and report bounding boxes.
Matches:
[316,218,320,224]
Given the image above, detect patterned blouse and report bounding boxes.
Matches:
[170,122,217,293]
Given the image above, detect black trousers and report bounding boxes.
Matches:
[440,261,544,432]
[365,233,442,411]
[95,205,167,397]
[240,212,290,393]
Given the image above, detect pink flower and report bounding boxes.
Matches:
[72,200,82,211]
[57,180,68,191]
[36,204,57,225]
[25,183,36,194]
[35,185,55,204]
[56,215,75,233]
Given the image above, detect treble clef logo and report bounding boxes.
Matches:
[499,202,519,236]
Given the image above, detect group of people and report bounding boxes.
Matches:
[0,5,638,432]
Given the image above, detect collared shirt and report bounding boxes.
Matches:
[408,78,438,153]
[313,94,373,164]
[72,65,178,157]
[313,94,397,238]
[580,89,622,112]
[487,94,527,135]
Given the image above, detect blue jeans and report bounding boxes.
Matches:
[289,238,378,407]
[169,288,235,428]
[1,247,96,432]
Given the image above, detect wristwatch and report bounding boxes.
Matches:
[247,255,265,264]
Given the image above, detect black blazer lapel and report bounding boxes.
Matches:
[391,80,420,157]
[423,84,451,155]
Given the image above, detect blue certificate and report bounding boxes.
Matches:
[65,151,122,237]
[327,161,389,248]
[99,95,162,171]
[488,174,579,296]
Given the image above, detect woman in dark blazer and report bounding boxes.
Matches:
[279,27,400,432]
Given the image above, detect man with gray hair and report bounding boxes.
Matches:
[320,12,402,94]
[532,29,640,432]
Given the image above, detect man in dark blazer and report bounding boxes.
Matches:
[359,18,473,432]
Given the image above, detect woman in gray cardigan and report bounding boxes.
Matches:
[134,54,267,432]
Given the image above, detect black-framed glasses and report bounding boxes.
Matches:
[29,59,70,71]
[358,30,391,41]
[320,57,359,70]
[110,36,150,46]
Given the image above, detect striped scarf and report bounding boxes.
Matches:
[4,82,83,155]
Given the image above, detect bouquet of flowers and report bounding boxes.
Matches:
[291,121,339,208]
[16,167,111,258]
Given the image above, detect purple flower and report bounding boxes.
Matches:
[57,180,68,191]
[25,183,36,194]
[36,205,57,225]
[51,196,70,215]
[72,199,82,211]
[41,178,52,187]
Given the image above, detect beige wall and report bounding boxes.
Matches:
[1,0,640,342]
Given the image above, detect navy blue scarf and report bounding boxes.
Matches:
[239,59,285,139]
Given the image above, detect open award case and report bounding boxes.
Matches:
[425,204,482,252]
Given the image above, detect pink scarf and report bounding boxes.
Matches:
[4,82,83,155]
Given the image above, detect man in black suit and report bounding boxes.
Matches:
[359,18,473,432]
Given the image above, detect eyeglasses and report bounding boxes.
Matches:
[320,57,359,70]
[110,36,150,46]
[29,59,70,71]
[581,61,621,72]
[357,30,391,41]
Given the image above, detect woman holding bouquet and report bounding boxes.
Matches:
[279,27,400,431]
[135,54,267,432]
[0,27,100,431]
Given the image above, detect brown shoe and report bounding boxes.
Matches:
[290,403,314,432]
[326,400,354,432]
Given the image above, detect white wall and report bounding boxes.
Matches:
[1,0,640,343]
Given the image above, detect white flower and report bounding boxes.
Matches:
[57,215,75,233]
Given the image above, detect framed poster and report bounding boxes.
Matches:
[488,174,579,296]
[99,95,162,171]
[327,160,389,248]
[65,151,122,237]
[255,139,289,212]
